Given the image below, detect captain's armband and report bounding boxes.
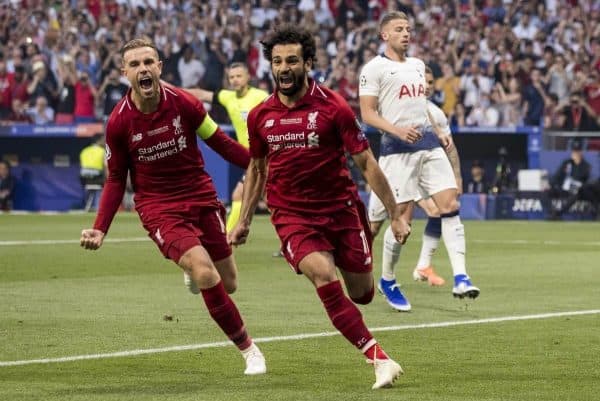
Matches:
[196,114,219,140]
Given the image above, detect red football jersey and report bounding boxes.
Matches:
[247,80,369,214]
[94,85,220,233]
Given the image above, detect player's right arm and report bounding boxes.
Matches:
[81,115,129,251]
[228,109,267,246]
[358,63,422,143]
[359,95,422,144]
[228,157,267,246]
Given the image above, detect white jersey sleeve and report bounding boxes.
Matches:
[427,100,451,136]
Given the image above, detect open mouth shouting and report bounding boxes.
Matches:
[139,76,154,95]
[278,73,296,94]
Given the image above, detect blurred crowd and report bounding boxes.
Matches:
[1,0,600,131]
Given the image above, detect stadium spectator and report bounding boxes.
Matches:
[0,60,14,120]
[360,12,479,313]
[96,68,129,122]
[466,160,488,194]
[0,160,15,211]
[494,78,522,126]
[560,91,599,131]
[79,38,266,376]
[55,55,77,124]
[435,62,461,116]
[158,42,182,87]
[460,63,493,119]
[465,92,501,127]
[547,140,591,219]
[543,53,570,102]
[178,45,205,89]
[10,65,29,105]
[27,95,54,124]
[26,61,58,109]
[522,68,545,126]
[73,72,97,123]
[542,93,566,129]
[229,25,407,390]
[7,98,32,123]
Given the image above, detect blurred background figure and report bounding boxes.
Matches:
[79,133,106,212]
[27,95,54,124]
[491,146,513,194]
[466,160,489,194]
[0,160,15,211]
[547,140,591,219]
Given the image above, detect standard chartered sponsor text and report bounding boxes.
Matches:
[138,138,178,161]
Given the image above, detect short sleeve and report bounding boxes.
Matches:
[358,60,380,97]
[247,108,268,158]
[334,93,369,155]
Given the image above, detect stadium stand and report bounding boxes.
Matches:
[0,1,598,218]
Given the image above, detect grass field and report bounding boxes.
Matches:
[1,213,599,401]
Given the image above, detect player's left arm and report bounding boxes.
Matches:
[352,149,410,244]
[229,109,267,246]
[185,90,250,169]
[427,108,462,194]
[336,96,410,242]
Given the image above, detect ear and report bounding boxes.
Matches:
[305,58,313,70]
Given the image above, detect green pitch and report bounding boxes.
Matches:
[1,213,598,401]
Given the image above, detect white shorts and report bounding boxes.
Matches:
[368,148,457,222]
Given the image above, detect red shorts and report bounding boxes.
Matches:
[271,201,372,274]
[140,204,231,263]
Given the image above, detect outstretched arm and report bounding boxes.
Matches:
[203,128,250,169]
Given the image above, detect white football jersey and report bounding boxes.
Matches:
[359,55,428,129]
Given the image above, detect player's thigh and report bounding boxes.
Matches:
[430,188,460,214]
[141,213,203,263]
[273,213,335,274]
[178,245,221,289]
[297,251,338,288]
[198,205,233,262]
[379,153,421,204]
[419,148,457,199]
[417,197,440,217]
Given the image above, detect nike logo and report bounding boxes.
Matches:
[390,71,397,75]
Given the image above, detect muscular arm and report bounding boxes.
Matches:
[445,143,463,193]
[195,110,250,168]
[427,109,462,192]
[352,148,410,243]
[352,148,399,217]
[228,157,267,245]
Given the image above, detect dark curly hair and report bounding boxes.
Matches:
[260,25,317,65]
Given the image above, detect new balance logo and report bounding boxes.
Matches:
[132,133,142,142]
